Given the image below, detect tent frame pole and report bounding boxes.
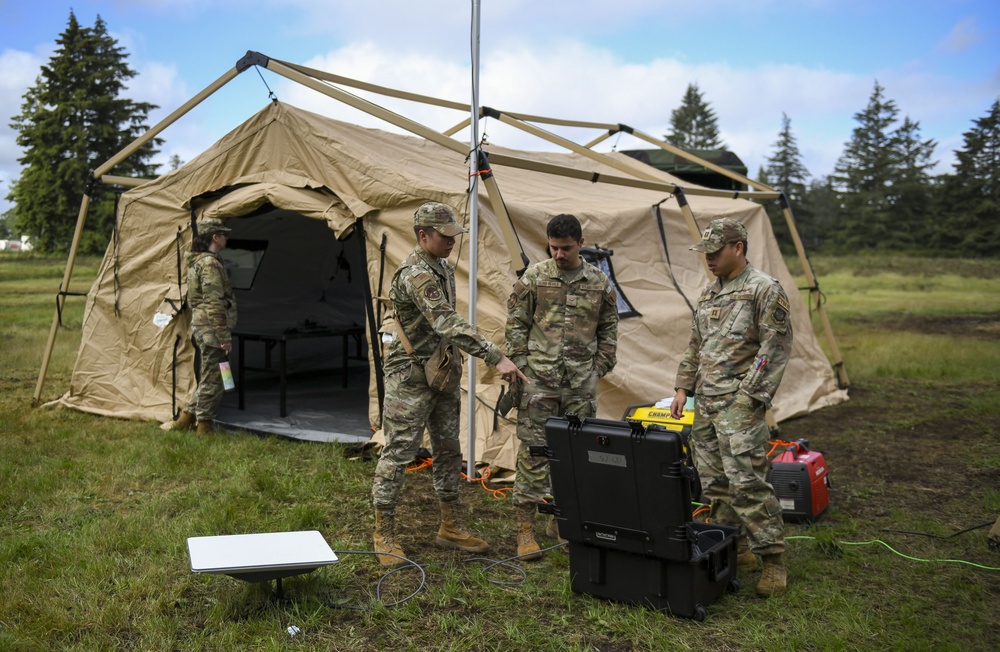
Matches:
[466,0,482,480]
[33,65,243,407]
[780,196,849,388]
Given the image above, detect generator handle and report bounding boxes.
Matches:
[621,402,655,420]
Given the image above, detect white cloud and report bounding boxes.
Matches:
[0,48,47,209]
[938,17,987,54]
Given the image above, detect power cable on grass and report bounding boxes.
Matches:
[787,535,1000,571]
[320,543,568,610]
[880,521,994,539]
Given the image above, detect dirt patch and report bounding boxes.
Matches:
[847,314,1000,340]
[777,379,1000,530]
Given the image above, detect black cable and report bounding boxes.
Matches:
[653,200,695,315]
[254,65,277,101]
[170,334,181,420]
[55,288,88,327]
[113,191,121,317]
[323,550,427,610]
[463,541,569,586]
[880,521,994,539]
[317,541,569,610]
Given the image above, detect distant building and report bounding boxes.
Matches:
[621,148,748,192]
[0,236,33,252]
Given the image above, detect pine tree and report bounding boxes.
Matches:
[891,116,937,250]
[799,177,839,251]
[766,113,810,203]
[764,113,811,251]
[829,81,902,251]
[6,11,161,253]
[935,98,1000,255]
[665,83,724,150]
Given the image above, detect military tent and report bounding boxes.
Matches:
[46,98,847,471]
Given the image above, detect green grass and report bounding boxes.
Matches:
[789,255,1000,383]
[1,253,998,650]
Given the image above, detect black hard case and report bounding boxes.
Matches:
[543,415,738,620]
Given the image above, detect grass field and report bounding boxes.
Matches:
[1,252,998,651]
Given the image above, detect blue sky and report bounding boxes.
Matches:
[1,0,998,216]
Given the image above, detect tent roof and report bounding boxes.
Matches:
[52,99,847,470]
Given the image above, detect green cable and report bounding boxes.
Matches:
[787,535,1000,571]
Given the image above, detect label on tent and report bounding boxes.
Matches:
[219,361,235,391]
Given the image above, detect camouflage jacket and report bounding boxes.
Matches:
[384,246,502,374]
[674,264,792,408]
[505,258,619,389]
[187,251,237,349]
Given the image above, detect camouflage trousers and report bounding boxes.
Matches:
[512,373,598,507]
[372,361,463,510]
[186,331,228,422]
[690,391,784,555]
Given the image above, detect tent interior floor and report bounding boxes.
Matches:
[215,368,372,444]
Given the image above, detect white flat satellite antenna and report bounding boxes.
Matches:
[188,530,338,598]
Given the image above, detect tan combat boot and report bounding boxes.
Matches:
[196,420,213,434]
[161,410,195,431]
[737,534,759,571]
[373,508,407,568]
[516,504,542,560]
[545,515,568,544]
[435,501,489,552]
[756,553,787,597]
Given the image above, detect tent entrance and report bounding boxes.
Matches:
[214,208,371,443]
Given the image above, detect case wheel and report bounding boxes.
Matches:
[728,578,740,594]
[692,604,707,622]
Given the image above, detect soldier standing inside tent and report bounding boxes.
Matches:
[505,213,619,559]
[669,217,793,597]
[371,202,526,568]
[165,217,238,434]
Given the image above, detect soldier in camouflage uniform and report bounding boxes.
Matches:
[505,214,619,559]
[670,217,793,597]
[371,202,526,568]
[165,218,238,434]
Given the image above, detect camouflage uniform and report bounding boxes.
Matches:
[185,250,238,422]
[372,246,503,510]
[506,258,619,507]
[674,263,793,555]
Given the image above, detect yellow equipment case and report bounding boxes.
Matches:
[622,401,694,434]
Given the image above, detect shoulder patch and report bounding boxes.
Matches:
[766,292,791,332]
[424,285,443,302]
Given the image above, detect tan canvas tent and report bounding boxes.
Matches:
[49,99,847,471]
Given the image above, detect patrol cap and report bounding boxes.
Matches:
[689,217,747,254]
[414,202,467,237]
[198,218,231,236]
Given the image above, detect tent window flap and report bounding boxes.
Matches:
[581,247,640,319]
